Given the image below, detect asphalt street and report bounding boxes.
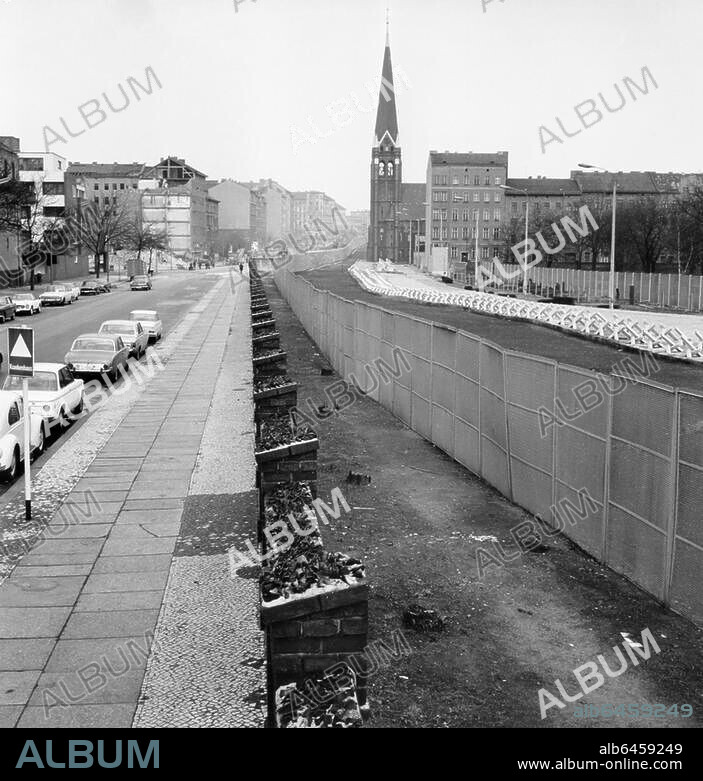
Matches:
[0,271,221,499]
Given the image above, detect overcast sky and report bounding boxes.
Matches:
[2,0,701,210]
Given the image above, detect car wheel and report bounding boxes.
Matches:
[0,315,4,324]
[73,396,84,415]
[58,407,70,431]
[1,447,19,482]
[34,427,45,457]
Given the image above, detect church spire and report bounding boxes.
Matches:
[374,10,399,147]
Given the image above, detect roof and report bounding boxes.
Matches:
[505,178,581,196]
[153,156,206,178]
[374,41,399,146]
[430,151,509,168]
[67,162,147,177]
[570,171,661,194]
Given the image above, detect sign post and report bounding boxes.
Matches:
[8,327,34,521]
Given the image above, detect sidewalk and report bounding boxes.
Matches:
[0,273,263,728]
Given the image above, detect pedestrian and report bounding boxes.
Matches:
[239,262,244,273]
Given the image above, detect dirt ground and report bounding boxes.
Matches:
[262,274,703,730]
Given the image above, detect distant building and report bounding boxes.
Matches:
[349,210,370,234]
[425,150,509,275]
[19,151,70,220]
[141,156,212,259]
[207,179,266,253]
[241,179,292,241]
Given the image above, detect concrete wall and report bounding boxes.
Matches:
[274,268,703,628]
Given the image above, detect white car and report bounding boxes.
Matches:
[10,293,42,315]
[98,320,149,359]
[130,310,162,342]
[40,285,72,306]
[0,390,46,481]
[59,283,81,302]
[3,363,84,436]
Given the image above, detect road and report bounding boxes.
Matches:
[0,270,221,499]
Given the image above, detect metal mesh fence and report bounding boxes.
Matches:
[274,268,703,626]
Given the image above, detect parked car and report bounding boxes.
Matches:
[58,283,80,302]
[0,296,17,323]
[98,320,148,359]
[130,275,152,291]
[2,362,83,436]
[97,281,112,293]
[130,310,162,342]
[65,334,130,383]
[40,285,72,306]
[10,293,41,315]
[80,280,102,296]
[0,390,46,481]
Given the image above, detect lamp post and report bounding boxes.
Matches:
[578,163,617,309]
[500,184,530,295]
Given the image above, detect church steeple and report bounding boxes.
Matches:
[374,10,399,147]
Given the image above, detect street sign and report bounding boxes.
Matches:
[8,327,34,378]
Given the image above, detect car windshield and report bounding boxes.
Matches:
[12,294,32,301]
[81,281,96,287]
[71,338,115,352]
[4,372,58,392]
[100,323,132,335]
[131,311,156,322]
[133,276,148,282]
[47,286,63,292]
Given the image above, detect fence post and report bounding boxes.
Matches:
[663,391,681,607]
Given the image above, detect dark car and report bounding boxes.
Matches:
[130,275,152,291]
[80,280,101,296]
[0,296,17,323]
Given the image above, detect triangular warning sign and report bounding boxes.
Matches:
[11,334,32,359]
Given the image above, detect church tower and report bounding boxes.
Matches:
[369,17,402,263]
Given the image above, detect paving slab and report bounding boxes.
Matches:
[30,670,147,707]
[75,591,164,613]
[114,509,183,525]
[0,705,22,727]
[0,638,55,671]
[0,671,42,705]
[45,637,153,673]
[0,577,86,608]
[12,564,94,578]
[83,571,170,594]
[101,538,176,556]
[61,610,161,640]
[92,554,172,574]
[0,607,72,638]
[17,703,136,728]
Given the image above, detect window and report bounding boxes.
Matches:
[481,247,490,259]
[483,227,490,239]
[485,176,491,186]
[432,209,441,220]
[104,197,110,205]
[441,175,448,185]
[493,247,501,258]
[464,175,470,185]
[433,175,440,185]
[450,246,458,259]
[472,209,479,220]
[388,162,394,176]
[483,209,489,221]
[132,184,137,189]
[494,209,501,221]
[484,193,490,202]
[474,175,480,185]
[495,177,502,186]
[494,193,501,202]
[462,227,469,239]
[441,227,447,239]
[120,183,125,190]
[19,157,43,171]
[462,209,469,221]
[441,209,448,220]
[104,184,109,190]
[94,184,99,190]
[378,162,385,176]
[43,206,65,218]
[464,192,470,202]
[42,182,64,196]
[432,227,440,239]
[451,227,458,239]
[511,201,518,214]
[8,403,20,426]
[471,226,477,239]
[452,210,458,221]
[493,227,501,240]
[473,193,479,202]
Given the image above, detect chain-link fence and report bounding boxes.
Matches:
[274,267,703,627]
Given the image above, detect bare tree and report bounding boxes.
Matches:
[616,197,670,273]
[72,196,135,278]
[127,215,168,270]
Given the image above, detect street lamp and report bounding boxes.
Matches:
[396,203,426,266]
[500,184,530,295]
[578,163,617,309]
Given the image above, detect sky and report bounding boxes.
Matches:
[2,0,702,211]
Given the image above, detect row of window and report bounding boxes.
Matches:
[432,226,502,240]
[433,174,503,187]
[93,182,138,191]
[510,200,576,213]
[432,209,501,222]
[433,191,502,203]
[441,246,500,260]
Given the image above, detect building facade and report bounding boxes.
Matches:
[241,179,292,241]
[425,151,509,276]
[0,136,21,279]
